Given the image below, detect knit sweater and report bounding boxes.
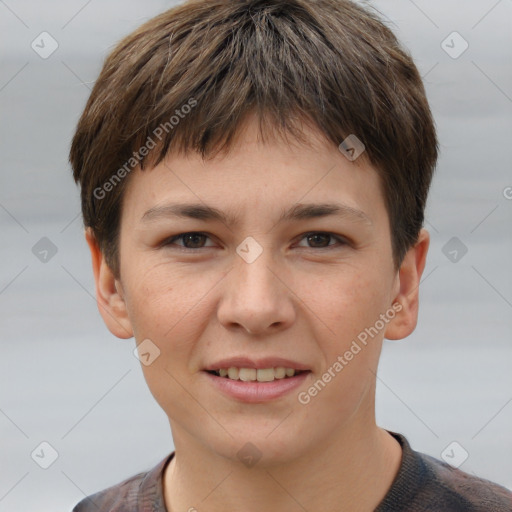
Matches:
[72,432,512,511]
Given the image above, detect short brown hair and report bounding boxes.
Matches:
[69,0,438,278]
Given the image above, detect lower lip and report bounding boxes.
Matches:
[204,371,310,403]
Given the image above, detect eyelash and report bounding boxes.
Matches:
[161,231,350,251]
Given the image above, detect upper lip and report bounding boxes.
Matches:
[204,357,311,371]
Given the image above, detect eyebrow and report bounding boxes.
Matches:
[141,202,373,226]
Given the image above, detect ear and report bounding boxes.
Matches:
[85,228,133,339]
[384,228,430,340]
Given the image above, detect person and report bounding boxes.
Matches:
[69,0,512,510]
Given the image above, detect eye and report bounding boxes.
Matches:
[162,232,214,250]
[296,232,349,249]
[161,231,349,251]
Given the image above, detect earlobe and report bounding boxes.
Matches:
[85,228,133,339]
[384,228,430,341]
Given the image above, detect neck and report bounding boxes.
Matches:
[163,422,402,512]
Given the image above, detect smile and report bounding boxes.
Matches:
[207,367,306,382]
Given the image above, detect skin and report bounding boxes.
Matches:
[86,115,429,511]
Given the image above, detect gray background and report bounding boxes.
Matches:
[1,0,511,510]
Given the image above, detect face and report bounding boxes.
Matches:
[89,116,428,465]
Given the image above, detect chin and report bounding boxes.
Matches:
[196,425,307,469]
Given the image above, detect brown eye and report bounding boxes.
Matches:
[181,233,207,248]
[297,232,348,249]
[306,233,332,248]
[163,232,213,249]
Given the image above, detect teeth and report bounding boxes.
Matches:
[274,367,286,379]
[256,368,275,382]
[214,367,300,381]
[227,367,239,380]
[239,368,257,381]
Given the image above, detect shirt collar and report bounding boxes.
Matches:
[138,451,175,511]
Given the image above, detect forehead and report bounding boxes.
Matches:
[120,116,386,229]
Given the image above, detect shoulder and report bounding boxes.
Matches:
[378,432,512,512]
[418,451,512,511]
[71,471,145,511]
[71,453,173,512]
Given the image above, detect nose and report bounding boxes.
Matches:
[217,249,296,336]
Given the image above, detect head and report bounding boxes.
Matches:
[70,0,438,464]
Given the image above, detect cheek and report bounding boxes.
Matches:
[306,267,390,348]
[297,271,387,421]
[123,263,179,332]
[122,263,215,358]
[123,267,212,411]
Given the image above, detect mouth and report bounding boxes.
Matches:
[203,365,311,403]
[205,367,309,382]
